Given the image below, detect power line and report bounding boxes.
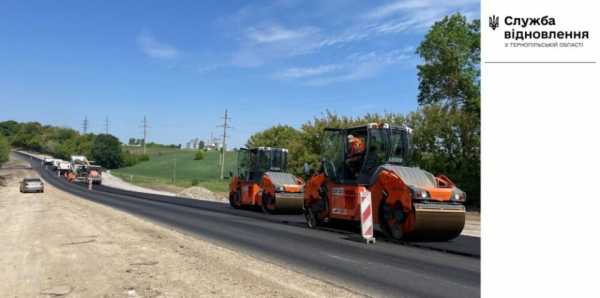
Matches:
[216,109,233,179]
[104,116,110,134]
[139,116,151,154]
[82,116,89,134]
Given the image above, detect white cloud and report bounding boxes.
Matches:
[300,50,411,85]
[222,1,478,70]
[365,0,479,20]
[230,23,323,67]
[137,31,179,59]
[275,64,343,78]
[364,0,432,19]
[307,63,384,86]
[347,49,410,63]
[245,24,319,43]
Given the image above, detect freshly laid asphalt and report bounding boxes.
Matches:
[15,152,480,298]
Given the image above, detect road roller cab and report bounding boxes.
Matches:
[229,147,305,214]
[303,123,466,241]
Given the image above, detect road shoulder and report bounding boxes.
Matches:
[0,155,361,297]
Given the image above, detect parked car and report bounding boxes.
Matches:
[20,178,44,193]
[43,157,54,165]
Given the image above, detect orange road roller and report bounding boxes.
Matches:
[229,147,305,214]
[303,123,466,241]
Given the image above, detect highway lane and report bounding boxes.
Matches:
[29,153,480,257]
[16,152,480,297]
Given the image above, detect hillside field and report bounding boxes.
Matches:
[112,147,238,194]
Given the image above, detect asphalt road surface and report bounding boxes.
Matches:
[15,152,480,298]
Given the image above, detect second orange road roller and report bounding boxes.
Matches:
[303,122,466,241]
[229,147,305,214]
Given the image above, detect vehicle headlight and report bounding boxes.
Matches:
[452,192,466,201]
[415,189,429,200]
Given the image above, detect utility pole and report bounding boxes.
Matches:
[173,150,177,181]
[217,109,232,179]
[139,116,151,154]
[82,116,89,134]
[213,136,222,165]
[104,116,110,134]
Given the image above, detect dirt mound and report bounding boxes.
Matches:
[177,186,228,203]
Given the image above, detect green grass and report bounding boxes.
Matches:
[113,149,237,194]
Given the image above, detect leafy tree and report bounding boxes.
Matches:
[122,152,149,167]
[0,120,22,139]
[246,125,300,149]
[198,140,205,150]
[0,135,10,167]
[91,134,123,169]
[407,105,480,206]
[11,122,43,150]
[128,138,135,145]
[414,13,481,206]
[73,134,95,157]
[416,13,480,114]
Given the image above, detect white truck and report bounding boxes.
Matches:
[85,165,103,185]
[57,160,71,175]
[42,157,54,165]
[52,159,63,170]
[70,155,90,182]
[70,156,103,184]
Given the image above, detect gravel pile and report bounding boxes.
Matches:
[177,186,228,203]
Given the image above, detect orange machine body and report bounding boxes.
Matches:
[229,147,305,214]
[303,123,466,241]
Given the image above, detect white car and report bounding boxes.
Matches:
[20,178,44,193]
[43,157,54,165]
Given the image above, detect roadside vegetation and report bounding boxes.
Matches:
[0,135,10,167]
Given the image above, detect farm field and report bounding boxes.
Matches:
[112,147,238,194]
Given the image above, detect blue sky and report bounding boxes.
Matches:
[0,0,479,149]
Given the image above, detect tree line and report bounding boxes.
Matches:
[0,120,147,169]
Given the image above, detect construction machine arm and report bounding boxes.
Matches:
[304,172,326,201]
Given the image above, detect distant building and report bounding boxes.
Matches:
[205,142,218,151]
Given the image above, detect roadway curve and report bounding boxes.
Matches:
[15,152,480,298]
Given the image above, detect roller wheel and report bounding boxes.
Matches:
[261,195,275,215]
[229,192,242,209]
[304,198,329,228]
[307,215,317,228]
[379,200,406,240]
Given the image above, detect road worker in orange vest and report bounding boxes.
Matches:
[345,134,364,175]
